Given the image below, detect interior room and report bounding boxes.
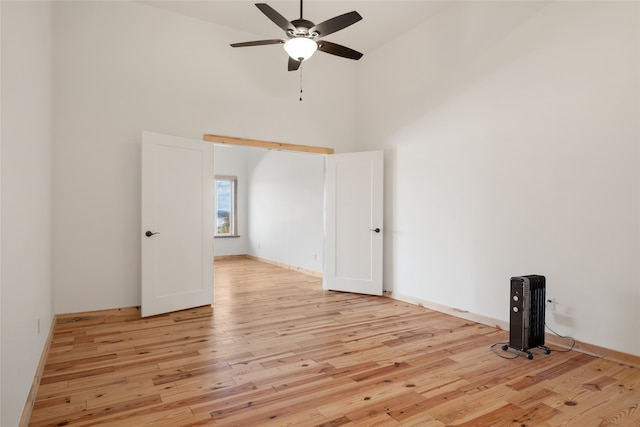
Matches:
[1,0,639,425]
[212,145,325,273]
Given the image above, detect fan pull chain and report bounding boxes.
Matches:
[299,66,303,101]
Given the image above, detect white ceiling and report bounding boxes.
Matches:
[139,1,450,55]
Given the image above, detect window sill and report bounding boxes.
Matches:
[215,235,241,239]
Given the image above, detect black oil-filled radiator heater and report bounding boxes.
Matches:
[502,275,550,359]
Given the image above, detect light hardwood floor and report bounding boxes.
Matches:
[29,258,639,426]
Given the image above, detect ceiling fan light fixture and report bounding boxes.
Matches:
[284,37,317,61]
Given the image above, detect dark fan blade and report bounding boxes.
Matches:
[317,41,363,60]
[255,3,296,33]
[309,11,362,38]
[230,39,285,48]
[288,56,301,71]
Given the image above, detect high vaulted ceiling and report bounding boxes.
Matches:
[139,1,449,55]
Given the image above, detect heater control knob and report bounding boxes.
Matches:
[512,307,519,313]
[513,295,519,302]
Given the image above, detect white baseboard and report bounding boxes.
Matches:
[19,314,57,427]
[384,290,509,331]
[383,290,640,368]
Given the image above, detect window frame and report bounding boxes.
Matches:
[214,175,238,237]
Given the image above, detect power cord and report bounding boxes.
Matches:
[490,342,519,359]
[544,322,576,353]
[491,324,575,360]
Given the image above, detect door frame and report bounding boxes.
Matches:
[204,134,334,155]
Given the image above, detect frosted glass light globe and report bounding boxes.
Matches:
[284,37,317,61]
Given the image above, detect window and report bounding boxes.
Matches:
[215,176,238,237]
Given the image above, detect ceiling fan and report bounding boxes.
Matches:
[230,0,364,71]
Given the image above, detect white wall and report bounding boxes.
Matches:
[357,1,640,356]
[247,150,325,273]
[52,1,357,314]
[213,145,249,256]
[0,1,54,425]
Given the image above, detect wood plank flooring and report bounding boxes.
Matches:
[29,257,640,426]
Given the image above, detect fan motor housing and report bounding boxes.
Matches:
[290,19,315,34]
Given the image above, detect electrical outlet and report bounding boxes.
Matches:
[546,297,556,311]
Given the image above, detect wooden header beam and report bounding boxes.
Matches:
[203,134,334,155]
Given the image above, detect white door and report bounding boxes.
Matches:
[141,131,214,317]
[324,151,383,295]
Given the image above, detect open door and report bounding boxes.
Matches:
[324,151,383,295]
[141,131,214,317]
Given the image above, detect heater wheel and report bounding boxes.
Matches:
[500,344,540,359]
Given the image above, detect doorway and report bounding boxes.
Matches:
[213,145,326,275]
[141,132,383,317]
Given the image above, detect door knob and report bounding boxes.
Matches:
[370,228,381,233]
[145,231,160,237]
